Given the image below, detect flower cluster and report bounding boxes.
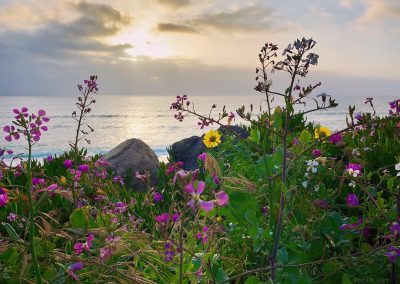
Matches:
[0,188,9,207]
[170,95,190,122]
[3,108,49,142]
[388,99,400,116]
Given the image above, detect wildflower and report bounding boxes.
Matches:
[395,163,400,176]
[215,191,228,206]
[46,184,58,191]
[164,241,175,261]
[227,112,235,125]
[155,213,169,225]
[212,173,220,186]
[135,171,149,182]
[314,126,331,139]
[46,155,53,162]
[329,132,343,144]
[197,152,207,163]
[99,247,113,262]
[63,159,73,169]
[7,213,17,222]
[385,246,400,263]
[166,161,184,175]
[3,125,20,141]
[339,218,363,230]
[0,188,8,207]
[114,201,126,213]
[346,193,359,207]
[197,226,209,244]
[74,234,94,255]
[346,163,363,177]
[60,176,67,184]
[185,181,214,212]
[311,149,322,157]
[78,164,89,173]
[32,177,46,186]
[203,130,221,148]
[315,156,327,165]
[390,222,400,238]
[306,160,319,173]
[67,262,84,281]
[261,206,269,215]
[172,212,180,222]
[112,175,125,186]
[153,192,164,203]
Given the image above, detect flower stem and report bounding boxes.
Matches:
[27,136,43,284]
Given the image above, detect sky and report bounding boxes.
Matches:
[0,0,399,97]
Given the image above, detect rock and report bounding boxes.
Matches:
[104,138,159,190]
[170,136,204,171]
[169,125,249,171]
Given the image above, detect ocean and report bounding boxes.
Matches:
[0,94,397,161]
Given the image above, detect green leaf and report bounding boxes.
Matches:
[245,276,263,284]
[342,274,353,284]
[322,261,342,275]
[70,207,88,228]
[2,222,20,241]
[299,129,312,144]
[0,247,19,264]
[250,129,261,144]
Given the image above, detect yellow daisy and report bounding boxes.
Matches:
[314,126,331,139]
[203,130,221,148]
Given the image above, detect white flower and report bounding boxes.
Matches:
[314,185,319,192]
[349,181,356,188]
[302,181,308,188]
[347,168,360,178]
[306,160,319,173]
[396,163,400,176]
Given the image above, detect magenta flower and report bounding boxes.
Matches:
[74,234,94,255]
[0,189,8,207]
[185,180,215,212]
[346,193,359,207]
[46,155,53,162]
[329,132,343,144]
[32,177,46,186]
[155,213,169,225]
[212,173,220,186]
[46,184,58,191]
[78,164,89,173]
[153,192,164,203]
[197,152,207,163]
[63,159,73,168]
[311,149,322,157]
[3,125,20,141]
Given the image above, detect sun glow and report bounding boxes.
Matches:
[110,27,172,59]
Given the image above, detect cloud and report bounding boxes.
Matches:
[0,1,133,61]
[192,6,276,32]
[352,0,400,24]
[156,23,198,33]
[157,0,191,9]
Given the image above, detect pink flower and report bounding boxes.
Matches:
[74,234,94,255]
[155,213,169,225]
[197,226,209,244]
[329,132,343,144]
[311,149,322,157]
[215,191,228,206]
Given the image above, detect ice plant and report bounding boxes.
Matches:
[63,159,73,169]
[203,129,221,148]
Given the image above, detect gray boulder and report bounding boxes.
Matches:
[169,125,249,171]
[104,138,159,190]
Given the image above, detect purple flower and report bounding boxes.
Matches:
[390,222,400,238]
[346,193,359,207]
[185,181,215,212]
[172,212,180,222]
[46,184,58,191]
[63,159,73,169]
[164,241,175,261]
[7,213,17,222]
[385,246,400,263]
[78,164,89,173]
[153,192,164,203]
[32,177,46,186]
[112,175,125,186]
[46,155,53,162]
[329,132,343,144]
[99,247,113,262]
[69,262,84,272]
[311,149,322,157]
[212,173,220,186]
[339,218,363,230]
